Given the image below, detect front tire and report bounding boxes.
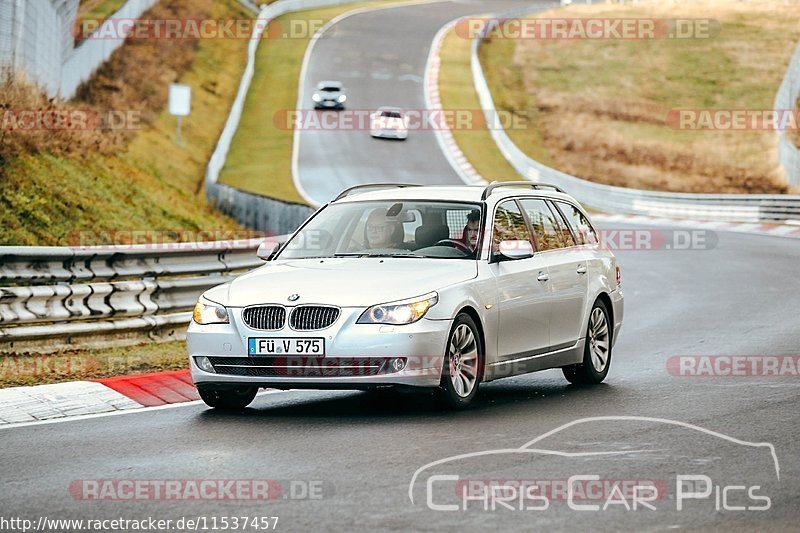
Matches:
[435,313,483,409]
[563,300,612,385]
[198,386,258,409]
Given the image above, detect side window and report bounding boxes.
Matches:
[548,201,576,247]
[492,200,530,253]
[519,199,567,251]
[555,201,598,246]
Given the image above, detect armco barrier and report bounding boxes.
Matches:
[468,12,800,223]
[208,183,314,235]
[0,238,285,353]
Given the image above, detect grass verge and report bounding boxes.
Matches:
[0,342,188,388]
[437,26,521,182]
[77,0,128,25]
[219,0,408,203]
[478,1,800,194]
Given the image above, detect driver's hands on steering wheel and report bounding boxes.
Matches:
[433,239,472,253]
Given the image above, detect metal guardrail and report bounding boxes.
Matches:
[469,12,800,223]
[0,239,283,353]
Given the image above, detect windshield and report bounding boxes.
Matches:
[278,200,483,260]
[320,86,340,92]
[380,111,402,118]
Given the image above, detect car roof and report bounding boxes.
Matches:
[376,106,403,113]
[317,81,342,89]
[333,185,578,205]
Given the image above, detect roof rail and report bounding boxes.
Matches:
[333,183,422,201]
[480,181,566,201]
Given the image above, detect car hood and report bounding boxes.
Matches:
[204,258,478,308]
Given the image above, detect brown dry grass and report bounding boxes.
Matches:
[0,75,124,160]
[484,0,800,194]
[74,0,212,133]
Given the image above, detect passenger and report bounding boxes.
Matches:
[460,210,481,252]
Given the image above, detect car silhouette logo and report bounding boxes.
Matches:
[288,294,300,302]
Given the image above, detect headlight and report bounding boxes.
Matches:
[193,298,229,325]
[312,93,321,102]
[337,94,347,103]
[357,292,438,325]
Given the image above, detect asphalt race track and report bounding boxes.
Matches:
[295,0,541,205]
[2,224,799,530]
[3,1,799,531]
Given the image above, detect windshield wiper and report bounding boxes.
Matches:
[334,252,421,258]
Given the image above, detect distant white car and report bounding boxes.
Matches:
[187,182,624,410]
[370,107,409,140]
[312,81,346,110]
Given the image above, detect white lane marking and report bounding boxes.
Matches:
[291,0,457,207]
[0,389,289,431]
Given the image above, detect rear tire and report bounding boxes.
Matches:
[198,386,258,409]
[435,313,483,410]
[563,299,612,385]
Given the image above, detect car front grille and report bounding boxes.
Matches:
[205,357,402,378]
[289,306,340,331]
[242,306,286,331]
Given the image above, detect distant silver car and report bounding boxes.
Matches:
[370,107,409,139]
[187,182,624,409]
[312,80,346,109]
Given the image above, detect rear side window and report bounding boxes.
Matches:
[492,200,530,252]
[519,198,568,251]
[554,201,598,246]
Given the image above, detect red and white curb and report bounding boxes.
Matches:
[593,213,800,239]
[0,370,200,426]
[425,18,485,186]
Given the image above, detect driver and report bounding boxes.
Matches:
[365,209,401,249]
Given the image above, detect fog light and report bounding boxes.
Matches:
[388,358,406,372]
[195,356,215,373]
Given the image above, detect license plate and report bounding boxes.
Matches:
[248,337,325,357]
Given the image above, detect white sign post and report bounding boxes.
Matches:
[168,83,191,144]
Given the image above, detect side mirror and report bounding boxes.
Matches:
[256,241,279,261]
[498,240,533,260]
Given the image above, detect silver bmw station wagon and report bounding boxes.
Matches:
[187,182,623,409]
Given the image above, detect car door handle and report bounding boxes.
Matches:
[537,272,549,282]
[576,265,587,274]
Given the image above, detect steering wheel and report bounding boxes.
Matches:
[432,239,472,253]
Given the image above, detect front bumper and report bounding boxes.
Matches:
[187,307,448,390]
[315,100,344,109]
[370,129,408,139]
